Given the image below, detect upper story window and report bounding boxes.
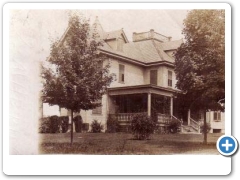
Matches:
[92,99,102,115]
[150,70,158,85]
[168,70,173,87]
[214,111,221,121]
[119,64,125,83]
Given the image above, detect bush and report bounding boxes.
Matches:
[73,115,83,133]
[168,119,181,133]
[91,120,103,133]
[50,115,60,133]
[59,116,69,133]
[107,115,119,133]
[39,116,70,133]
[131,113,156,140]
[39,117,51,133]
[82,123,90,132]
[200,122,211,133]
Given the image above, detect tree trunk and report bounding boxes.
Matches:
[203,110,207,144]
[71,109,74,145]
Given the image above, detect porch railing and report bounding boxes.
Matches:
[190,118,201,133]
[109,113,182,126]
[157,114,172,125]
[112,113,147,122]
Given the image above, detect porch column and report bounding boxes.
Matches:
[147,93,151,116]
[170,96,173,116]
[187,109,191,125]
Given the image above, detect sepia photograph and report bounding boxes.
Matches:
[9,8,226,156]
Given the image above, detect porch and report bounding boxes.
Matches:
[107,84,182,131]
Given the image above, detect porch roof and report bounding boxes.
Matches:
[108,84,181,96]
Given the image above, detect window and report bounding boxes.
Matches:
[92,99,102,115]
[150,70,157,85]
[213,129,221,133]
[119,64,125,83]
[214,111,221,121]
[168,70,173,87]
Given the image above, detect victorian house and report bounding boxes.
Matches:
[41,17,224,133]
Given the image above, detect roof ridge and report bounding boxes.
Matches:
[151,39,164,61]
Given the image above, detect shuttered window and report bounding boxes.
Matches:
[92,99,102,115]
[119,64,125,83]
[168,70,173,87]
[150,70,157,85]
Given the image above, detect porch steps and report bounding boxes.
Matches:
[180,125,201,134]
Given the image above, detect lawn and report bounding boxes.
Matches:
[39,132,222,155]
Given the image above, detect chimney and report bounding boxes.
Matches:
[168,36,172,41]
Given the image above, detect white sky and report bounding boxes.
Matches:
[10,9,189,63]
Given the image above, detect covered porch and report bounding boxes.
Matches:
[107,84,180,127]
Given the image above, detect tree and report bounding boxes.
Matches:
[41,14,115,144]
[174,10,225,144]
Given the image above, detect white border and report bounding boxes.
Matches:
[3,3,232,175]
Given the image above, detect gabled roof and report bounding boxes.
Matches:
[100,38,182,64]
[56,16,182,66]
[104,29,129,43]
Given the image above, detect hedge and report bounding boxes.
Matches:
[39,116,69,133]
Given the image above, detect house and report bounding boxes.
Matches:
[41,17,186,132]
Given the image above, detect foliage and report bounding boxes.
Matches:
[82,123,90,132]
[59,116,69,133]
[200,122,211,134]
[50,115,61,133]
[106,115,119,133]
[39,116,69,133]
[42,14,114,112]
[168,119,181,134]
[174,10,225,143]
[131,113,156,140]
[174,10,225,112]
[91,120,103,133]
[73,115,83,133]
[39,117,51,133]
[41,14,115,143]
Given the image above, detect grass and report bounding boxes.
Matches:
[39,132,222,155]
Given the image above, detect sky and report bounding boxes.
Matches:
[10,9,189,63]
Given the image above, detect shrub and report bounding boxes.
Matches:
[59,116,69,133]
[168,119,181,133]
[107,115,119,133]
[131,113,156,140]
[73,115,83,133]
[200,122,211,133]
[91,120,103,133]
[50,115,60,133]
[39,117,51,133]
[82,123,90,132]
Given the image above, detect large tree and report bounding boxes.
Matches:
[174,10,225,144]
[42,14,115,144]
